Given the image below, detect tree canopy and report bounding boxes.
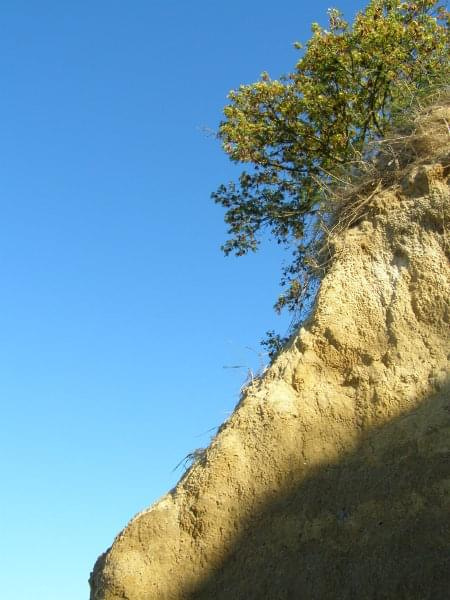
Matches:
[212,0,448,350]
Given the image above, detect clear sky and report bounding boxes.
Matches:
[0,1,365,598]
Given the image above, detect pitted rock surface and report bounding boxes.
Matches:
[90,108,450,600]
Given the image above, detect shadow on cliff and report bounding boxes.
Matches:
[185,380,450,600]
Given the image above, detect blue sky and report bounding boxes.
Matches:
[0,1,365,597]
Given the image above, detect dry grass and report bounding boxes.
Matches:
[325,89,450,237]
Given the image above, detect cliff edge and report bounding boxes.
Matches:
[90,103,450,600]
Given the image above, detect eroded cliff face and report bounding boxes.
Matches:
[90,108,449,600]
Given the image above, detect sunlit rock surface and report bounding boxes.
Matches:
[90,104,450,600]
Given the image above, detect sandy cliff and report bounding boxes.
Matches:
[90,105,449,599]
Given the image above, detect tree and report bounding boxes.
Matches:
[212,0,448,351]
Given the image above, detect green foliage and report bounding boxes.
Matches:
[260,330,290,360]
[212,0,448,340]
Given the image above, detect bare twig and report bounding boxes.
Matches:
[172,448,207,473]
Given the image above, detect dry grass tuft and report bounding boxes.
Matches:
[327,89,450,235]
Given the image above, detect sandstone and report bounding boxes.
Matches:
[90,104,450,600]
